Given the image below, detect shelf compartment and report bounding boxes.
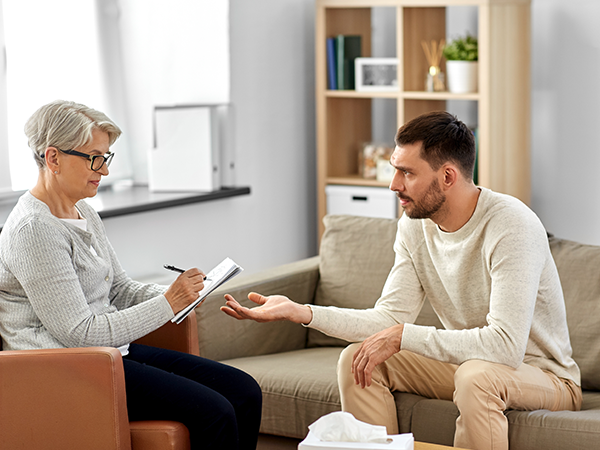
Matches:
[325,8,372,55]
[402,7,446,93]
[403,98,447,123]
[325,97,372,179]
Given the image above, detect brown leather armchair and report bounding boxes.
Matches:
[0,310,200,450]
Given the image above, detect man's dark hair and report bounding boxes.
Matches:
[394,111,476,180]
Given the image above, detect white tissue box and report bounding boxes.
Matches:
[298,430,414,450]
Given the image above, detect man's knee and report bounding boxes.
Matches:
[454,359,508,407]
[337,343,361,389]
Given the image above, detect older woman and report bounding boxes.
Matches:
[0,100,261,450]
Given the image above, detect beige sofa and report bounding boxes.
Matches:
[198,215,600,449]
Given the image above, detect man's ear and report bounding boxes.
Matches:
[441,164,459,190]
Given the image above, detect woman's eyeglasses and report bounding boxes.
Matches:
[51,148,114,172]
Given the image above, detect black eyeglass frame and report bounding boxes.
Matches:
[54,148,115,172]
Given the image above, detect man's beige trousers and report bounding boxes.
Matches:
[338,343,582,450]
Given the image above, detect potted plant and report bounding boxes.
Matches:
[443,34,478,93]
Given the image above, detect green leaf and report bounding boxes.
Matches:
[442,34,478,61]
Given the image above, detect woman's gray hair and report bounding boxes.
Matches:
[24,100,122,170]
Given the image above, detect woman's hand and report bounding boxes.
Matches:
[164,268,206,314]
[221,292,313,325]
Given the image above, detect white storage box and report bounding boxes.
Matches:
[298,431,414,450]
[149,105,221,192]
[326,185,397,219]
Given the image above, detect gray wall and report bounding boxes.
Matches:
[104,0,317,282]
[530,0,600,245]
[106,0,600,283]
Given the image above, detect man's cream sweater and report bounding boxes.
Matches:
[309,188,580,385]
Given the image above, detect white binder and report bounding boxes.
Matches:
[149,105,221,192]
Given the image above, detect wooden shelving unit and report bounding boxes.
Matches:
[315,0,531,237]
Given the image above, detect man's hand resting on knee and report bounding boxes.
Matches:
[221,292,313,325]
[352,324,404,388]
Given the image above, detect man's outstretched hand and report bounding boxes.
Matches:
[221,292,313,324]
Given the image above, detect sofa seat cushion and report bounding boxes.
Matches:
[393,391,600,450]
[506,390,600,450]
[222,347,343,439]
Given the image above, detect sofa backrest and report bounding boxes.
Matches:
[549,236,600,391]
[308,215,441,347]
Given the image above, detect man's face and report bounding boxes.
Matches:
[389,143,446,220]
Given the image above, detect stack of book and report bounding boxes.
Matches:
[326,35,362,90]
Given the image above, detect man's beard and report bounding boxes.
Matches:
[398,178,446,219]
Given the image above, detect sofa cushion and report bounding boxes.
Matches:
[505,391,600,450]
[549,236,600,390]
[394,391,600,450]
[308,215,398,347]
[222,347,343,439]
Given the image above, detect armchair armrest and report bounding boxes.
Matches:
[133,309,200,356]
[196,256,320,361]
[0,347,131,450]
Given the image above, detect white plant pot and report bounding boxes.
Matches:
[446,61,478,93]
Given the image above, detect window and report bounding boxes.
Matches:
[0,0,229,192]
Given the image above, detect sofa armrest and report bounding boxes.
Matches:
[195,256,320,361]
[0,347,131,450]
[133,309,200,356]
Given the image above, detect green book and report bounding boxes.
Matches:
[336,35,361,90]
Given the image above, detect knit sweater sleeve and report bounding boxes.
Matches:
[5,218,173,349]
[308,219,426,342]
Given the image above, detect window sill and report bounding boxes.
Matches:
[0,184,251,231]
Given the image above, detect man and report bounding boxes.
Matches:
[221,111,581,450]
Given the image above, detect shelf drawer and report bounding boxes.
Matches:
[326,185,397,219]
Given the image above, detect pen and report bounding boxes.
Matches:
[163,265,208,281]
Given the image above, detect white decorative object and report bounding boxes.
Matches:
[149,105,221,192]
[376,159,394,183]
[355,58,399,92]
[446,60,478,93]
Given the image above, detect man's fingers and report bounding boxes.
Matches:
[248,292,268,305]
[220,306,244,320]
[352,347,374,388]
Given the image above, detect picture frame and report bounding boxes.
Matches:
[354,57,399,92]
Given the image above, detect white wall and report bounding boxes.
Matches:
[530,0,600,245]
[0,1,11,193]
[104,0,317,282]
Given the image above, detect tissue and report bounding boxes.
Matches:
[308,412,389,443]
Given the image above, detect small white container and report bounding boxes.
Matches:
[326,185,397,219]
[446,60,478,94]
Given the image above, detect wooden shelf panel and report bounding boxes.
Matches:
[327,176,391,187]
[403,91,480,100]
[326,90,480,100]
[326,90,400,98]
